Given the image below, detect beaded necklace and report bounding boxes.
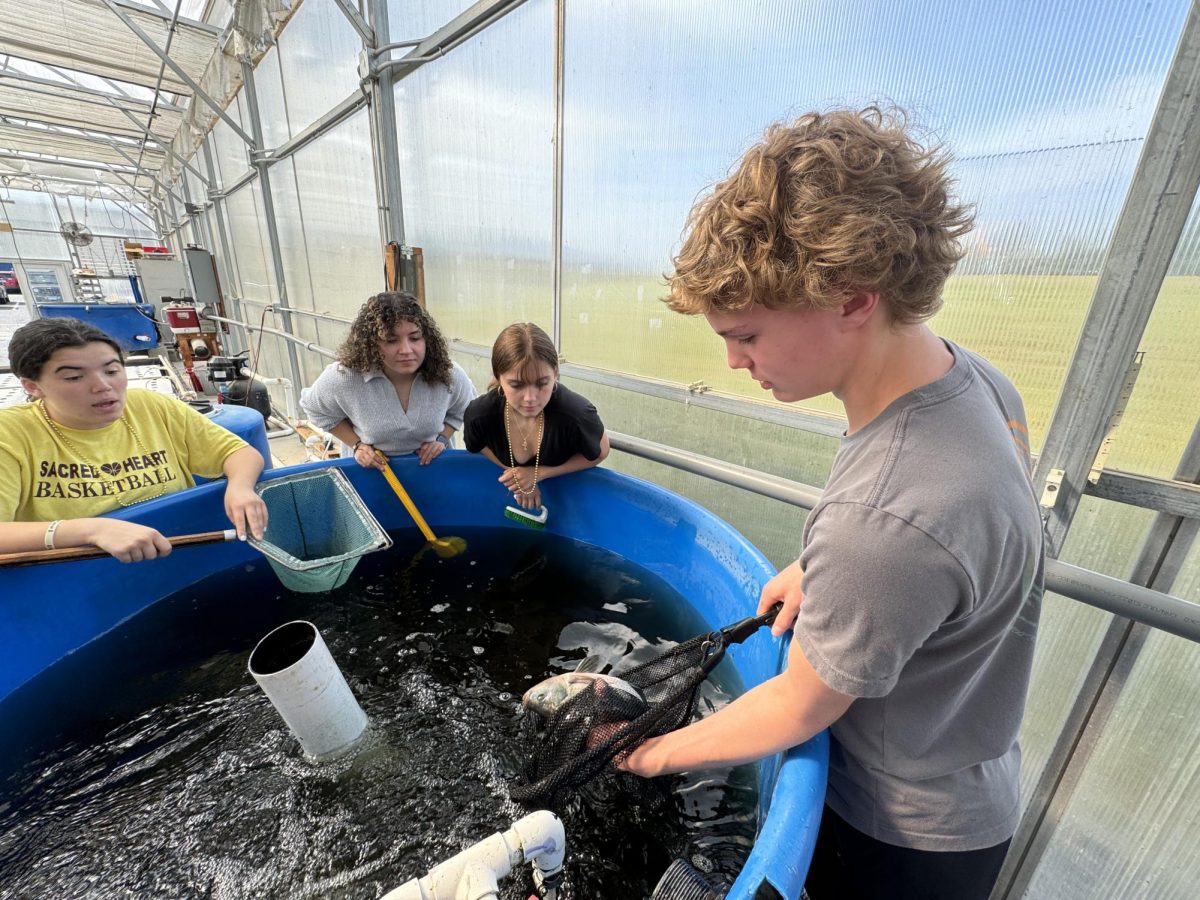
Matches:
[39,399,170,508]
[504,400,544,496]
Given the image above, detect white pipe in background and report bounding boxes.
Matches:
[380,810,566,900]
[241,366,300,423]
[248,620,368,761]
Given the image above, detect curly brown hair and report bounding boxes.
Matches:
[337,292,453,386]
[667,106,974,324]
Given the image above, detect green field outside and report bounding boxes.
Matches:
[437,268,1198,482]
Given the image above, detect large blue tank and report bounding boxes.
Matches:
[204,401,273,470]
[36,303,159,352]
[0,455,826,897]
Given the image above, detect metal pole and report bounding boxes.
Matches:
[204,312,337,360]
[997,419,1200,898]
[332,0,375,44]
[367,0,407,251]
[201,140,245,353]
[551,0,564,348]
[600,431,1200,643]
[238,57,305,390]
[1032,0,1200,559]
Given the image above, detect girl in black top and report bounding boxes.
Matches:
[463,323,609,511]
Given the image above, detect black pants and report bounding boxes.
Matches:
[804,806,1010,900]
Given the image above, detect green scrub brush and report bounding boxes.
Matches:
[505,503,548,529]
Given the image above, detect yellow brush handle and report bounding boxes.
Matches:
[379,456,439,544]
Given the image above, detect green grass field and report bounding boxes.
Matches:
[436,268,1199,483]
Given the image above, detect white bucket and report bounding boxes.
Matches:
[248,620,368,760]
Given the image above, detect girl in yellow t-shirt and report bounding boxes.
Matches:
[0,318,268,563]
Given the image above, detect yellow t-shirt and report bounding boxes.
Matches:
[0,389,249,522]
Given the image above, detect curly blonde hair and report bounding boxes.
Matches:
[667,106,974,323]
[337,292,453,386]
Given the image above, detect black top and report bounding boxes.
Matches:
[463,384,605,467]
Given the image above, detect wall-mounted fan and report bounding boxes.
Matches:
[60,221,94,247]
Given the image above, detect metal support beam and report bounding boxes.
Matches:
[201,140,244,345]
[203,312,337,361]
[111,0,221,36]
[333,0,376,45]
[998,418,1200,899]
[366,0,407,252]
[1032,1,1200,559]
[604,431,1200,642]
[100,0,257,148]
[239,57,305,390]
[271,90,369,163]
[452,338,848,438]
[551,0,565,348]
[372,0,531,80]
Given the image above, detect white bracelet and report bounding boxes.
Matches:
[45,519,63,550]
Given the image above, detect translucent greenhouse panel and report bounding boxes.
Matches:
[288,111,382,322]
[211,95,251,188]
[392,0,554,344]
[252,48,291,149]
[1015,497,1156,813]
[384,0,478,39]
[264,157,316,313]
[223,182,275,304]
[276,0,364,139]
[1020,586,1200,898]
[3,189,58,232]
[560,0,1190,432]
[1096,201,1200,481]
[559,376,839,569]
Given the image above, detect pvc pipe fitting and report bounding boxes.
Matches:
[248,620,368,761]
[380,810,565,900]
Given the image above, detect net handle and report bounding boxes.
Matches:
[0,529,237,568]
[718,601,784,645]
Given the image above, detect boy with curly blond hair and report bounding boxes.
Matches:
[625,108,1045,900]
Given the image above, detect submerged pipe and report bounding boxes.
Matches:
[380,810,566,900]
[248,620,368,761]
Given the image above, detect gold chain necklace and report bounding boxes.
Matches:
[504,401,543,496]
[39,399,170,508]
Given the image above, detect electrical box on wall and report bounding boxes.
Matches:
[134,256,189,320]
[184,246,221,308]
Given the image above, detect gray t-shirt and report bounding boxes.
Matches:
[300,361,477,456]
[795,340,1044,851]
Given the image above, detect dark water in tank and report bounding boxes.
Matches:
[0,527,758,899]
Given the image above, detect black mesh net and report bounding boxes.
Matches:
[511,605,780,807]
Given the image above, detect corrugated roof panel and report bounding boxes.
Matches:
[0,81,181,141]
[0,0,217,94]
[0,123,165,170]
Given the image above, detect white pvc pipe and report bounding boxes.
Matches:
[248,620,368,761]
[380,810,566,900]
[241,365,298,422]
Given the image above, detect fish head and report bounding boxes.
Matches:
[522,674,571,717]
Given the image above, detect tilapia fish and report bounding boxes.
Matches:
[521,655,647,718]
